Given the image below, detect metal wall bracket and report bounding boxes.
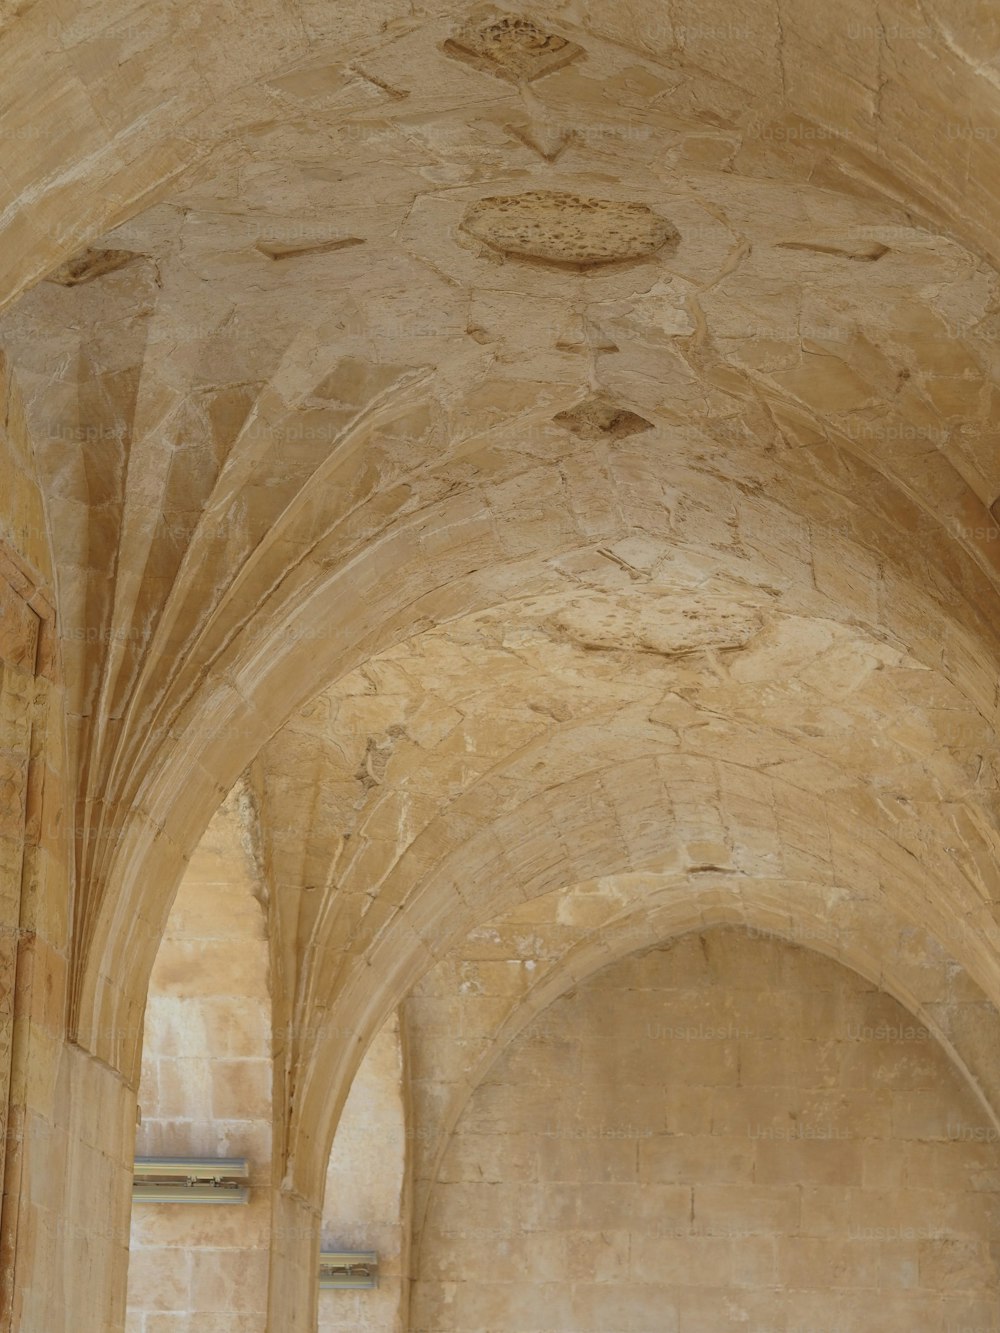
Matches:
[319,1251,379,1289]
[132,1157,250,1204]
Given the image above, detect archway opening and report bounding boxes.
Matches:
[125,792,272,1331]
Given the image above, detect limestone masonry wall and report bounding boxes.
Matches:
[415,929,1000,1332]
[125,801,272,1333]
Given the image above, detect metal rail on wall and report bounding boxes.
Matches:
[319,1251,379,1289]
[132,1158,250,1204]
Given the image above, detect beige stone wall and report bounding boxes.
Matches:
[0,593,39,1220]
[318,1015,407,1332]
[4,6,1000,1330]
[125,797,271,1332]
[0,347,126,1333]
[122,803,409,1332]
[414,929,1000,1332]
[10,1047,134,1333]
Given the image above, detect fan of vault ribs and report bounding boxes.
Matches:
[3,8,1000,1176]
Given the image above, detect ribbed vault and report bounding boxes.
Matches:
[4,3,1000,1329]
[5,0,1000,311]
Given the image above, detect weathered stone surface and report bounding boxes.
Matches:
[45,249,147,287]
[254,238,365,261]
[552,396,654,438]
[413,933,1000,1331]
[460,192,679,265]
[443,12,584,82]
[2,2,1000,1330]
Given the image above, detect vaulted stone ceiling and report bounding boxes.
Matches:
[5,5,1000,1310]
